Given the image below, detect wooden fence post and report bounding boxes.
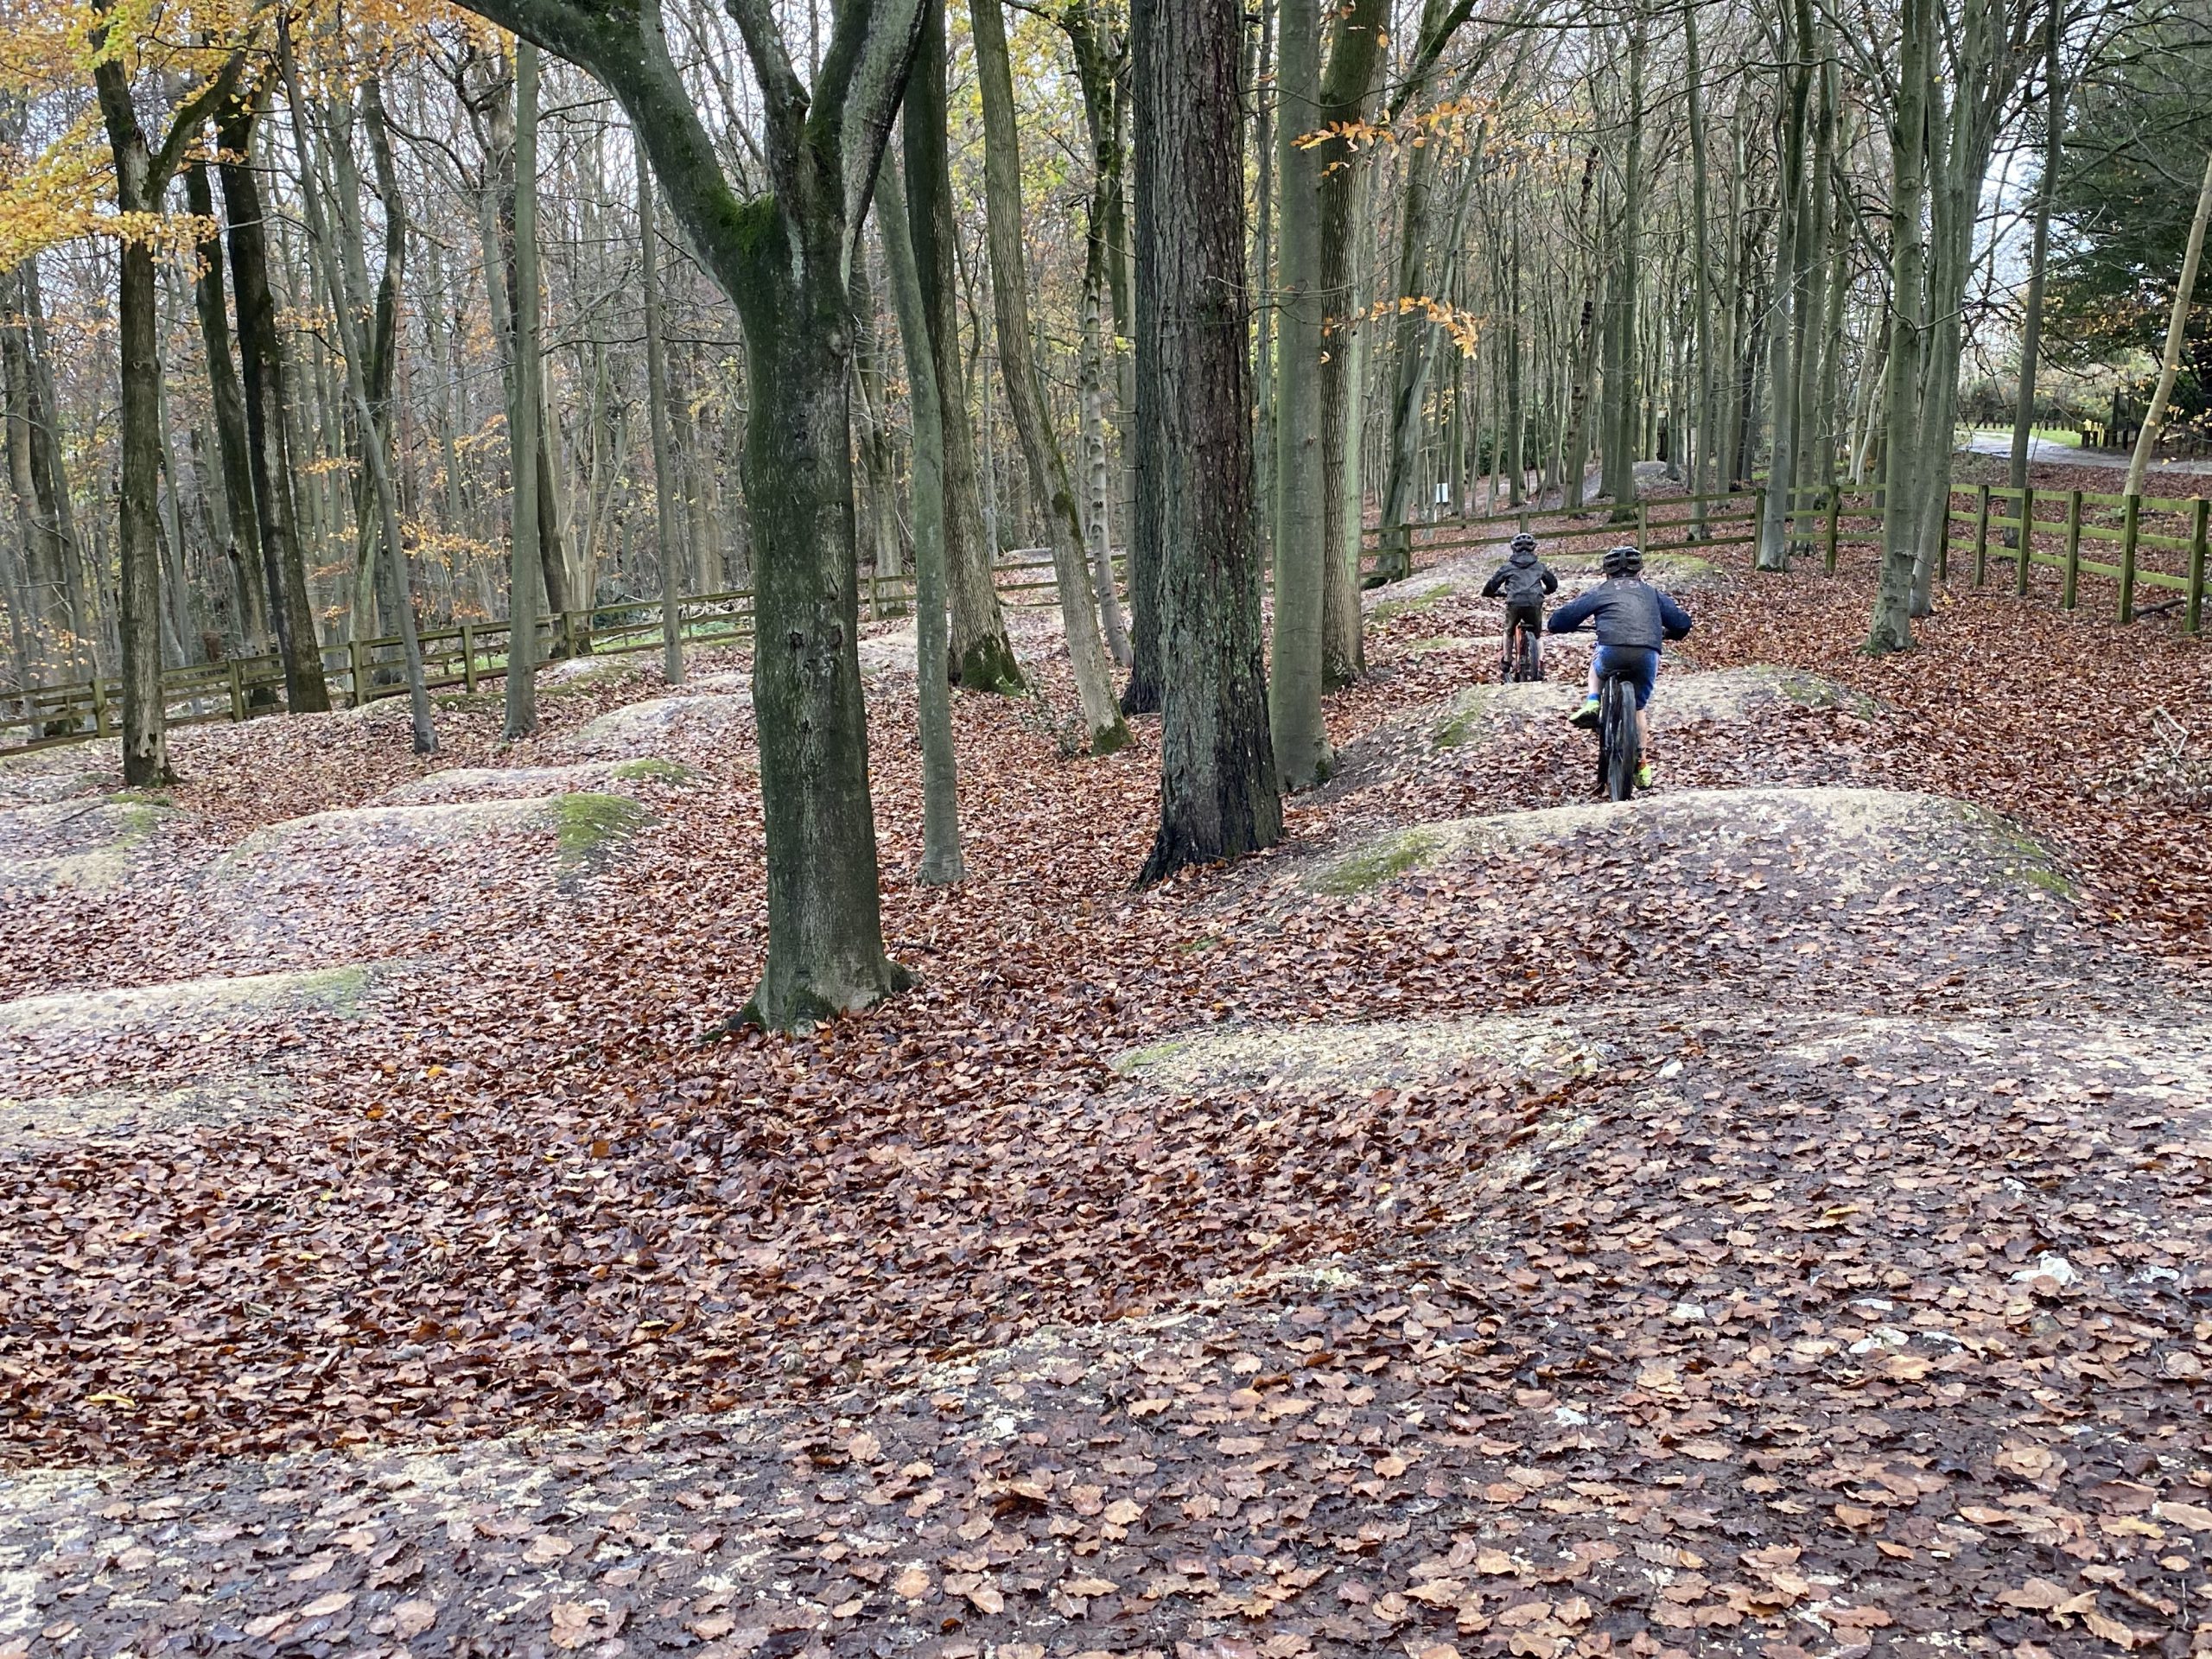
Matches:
[2015,483,2035,598]
[564,609,582,658]
[461,622,478,693]
[1637,499,1649,553]
[227,659,245,722]
[2190,497,2209,634]
[349,639,366,706]
[2120,492,2141,623]
[1824,490,1841,575]
[1973,484,1991,587]
[2063,490,2083,611]
[92,677,109,738]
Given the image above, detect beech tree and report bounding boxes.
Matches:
[1134,0,1281,882]
[457,0,929,1025]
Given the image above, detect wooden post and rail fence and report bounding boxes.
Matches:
[4,477,2206,757]
[0,551,1070,757]
[1357,476,2212,632]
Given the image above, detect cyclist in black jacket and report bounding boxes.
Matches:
[1546,545,1694,787]
[1481,532,1559,648]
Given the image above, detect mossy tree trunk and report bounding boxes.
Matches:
[460,0,926,1027]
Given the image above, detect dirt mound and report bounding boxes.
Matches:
[0,797,175,892]
[1116,1013,1599,1092]
[0,964,385,1146]
[558,693,753,758]
[383,757,696,804]
[206,794,649,959]
[0,747,120,807]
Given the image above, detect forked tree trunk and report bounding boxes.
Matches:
[1133,0,1282,882]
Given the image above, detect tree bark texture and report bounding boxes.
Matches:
[1133,0,1282,883]
[1268,0,1330,786]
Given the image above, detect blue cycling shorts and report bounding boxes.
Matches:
[1592,644,1660,709]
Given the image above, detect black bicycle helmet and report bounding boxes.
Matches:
[1510,531,1537,554]
[1601,544,1643,577]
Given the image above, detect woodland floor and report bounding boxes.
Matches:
[3,468,2212,1659]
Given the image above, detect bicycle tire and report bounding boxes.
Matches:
[1603,675,1639,802]
[1521,630,1542,682]
[1499,626,1519,683]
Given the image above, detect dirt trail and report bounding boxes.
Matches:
[2,557,2209,1659]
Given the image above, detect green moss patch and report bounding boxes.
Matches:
[551,791,652,866]
[1309,826,1446,894]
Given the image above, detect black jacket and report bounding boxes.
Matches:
[1545,576,1694,650]
[1482,549,1559,607]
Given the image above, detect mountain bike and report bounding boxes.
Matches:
[1498,616,1543,683]
[1595,666,1642,802]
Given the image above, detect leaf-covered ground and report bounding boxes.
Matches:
[3,503,2212,1659]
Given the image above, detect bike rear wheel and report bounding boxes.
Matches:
[1600,674,1640,802]
[1520,628,1542,682]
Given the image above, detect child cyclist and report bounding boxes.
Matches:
[1481,531,1559,665]
[1544,544,1694,789]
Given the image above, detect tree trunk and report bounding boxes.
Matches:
[1133,0,1282,882]
[217,85,331,712]
[1268,0,1330,785]
[908,0,1019,693]
[183,159,268,656]
[2009,4,2065,504]
[1601,17,1644,512]
[1866,0,1930,653]
[278,17,436,753]
[1314,0,1384,687]
[879,154,966,883]
[639,135,683,685]
[2126,147,2212,499]
[1756,0,1814,573]
[969,0,1128,752]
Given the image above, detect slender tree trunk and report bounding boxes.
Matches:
[184,158,268,654]
[2009,8,2065,503]
[969,0,1128,752]
[278,17,435,753]
[1601,17,1644,512]
[908,0,1019,693]
[1686,5,1714,534]
[1867,0,1930,653]
[1316,0,1385,683]
[217,86,331,712]
[639,137,683,684]
[1268,0,1330,786]
[2126,147,2212,499]
[880,155,966,883]
[1757,0,1814,572]
[1134,0,1282,882]
[506,41,546,734]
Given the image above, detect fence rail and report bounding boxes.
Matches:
[9,473,2203,758]
[1361,475,2212,633]
[0,550,1067,756]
